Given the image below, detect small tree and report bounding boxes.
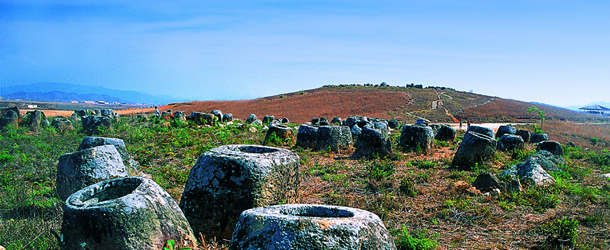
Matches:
[527,105,545,133]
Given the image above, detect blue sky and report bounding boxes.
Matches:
[1,0,609,106]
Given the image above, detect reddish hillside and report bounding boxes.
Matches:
[161,85,609,124]
[455,98,607,123]
[165,87,411,123]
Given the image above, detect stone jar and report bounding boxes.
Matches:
[230,204,396,250]
[78,136,141,175]
[61,177,197,250]
[179,145,301,240]
[56,145,129,201]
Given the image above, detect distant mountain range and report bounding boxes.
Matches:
[1,82,181,105]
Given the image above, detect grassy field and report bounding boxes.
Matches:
[0,114,609,249]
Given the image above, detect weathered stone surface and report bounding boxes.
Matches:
[505,179,523,193]
[190,112,215,125]
[353,128,393,159]
[515,129,530,143]
[41,119,51,127]
[351,125,363,140]
[179,145,300,240]
[173,111,186,120]
[311,117,320,126]
[223,113,234,122]
[56,145,129,201]
[262,115,275,125]
[296,124,319,149]
[452,131,497,170]
[467,125,495,139]
[343,115,369,128]
[388,120,399,129]
[497,134,525,151]
[399,125,434,153]
[263,125,296,145]
[51,118,73,131]
[319,117,330,126]
[246,114,257,124]
[61,177,197,250]
[435,125,456,141]
[251,119,262,126]
[530,133,549,143]
[78,136,141,175]
[0,109,19,130]
[211,110,223,122]
[24,110,45,129]
[373,121,389,134]
[537,141,563,156]
[74,110,87,117]
[471,172,503,192]
[100,109,114,117]
[230,204,396,250]
[315,126,353,152]
[500,160,556,187]
[495,125,517,138]
[81,115,113,135]
[330,117,342,124]
[526,151,563,172]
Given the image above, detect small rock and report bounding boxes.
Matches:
[248,127,257,133]
[452,181,470,192]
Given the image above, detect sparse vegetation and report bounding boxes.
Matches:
[2,86,610,249]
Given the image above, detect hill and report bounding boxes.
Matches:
[164,85,609,124]
[2,82,179,104]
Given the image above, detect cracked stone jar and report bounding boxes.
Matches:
[230,204,396,250]
[61,177,197,250]
[179,144,300,240]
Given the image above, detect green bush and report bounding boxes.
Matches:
[391,226,439,250]
[399,178,417,197]
[367,160,396,181]
[540,217,579,248]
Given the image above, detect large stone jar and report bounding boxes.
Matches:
[56,145,128,201]
[179,145,300,239]
[60,177,197,250]
[78,136,141,175]
[230,204,396,250]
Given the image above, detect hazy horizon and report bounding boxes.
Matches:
[2,1,609,106]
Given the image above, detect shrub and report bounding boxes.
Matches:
[399,178,417,197]
[367,160,396,181]
[391,226,439,250]
[540,217,579,248]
